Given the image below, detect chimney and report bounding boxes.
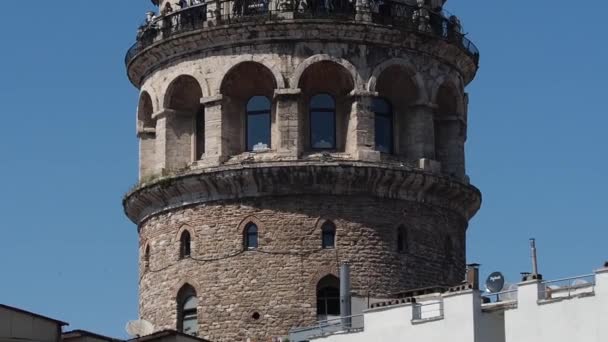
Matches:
[466,264,480,290]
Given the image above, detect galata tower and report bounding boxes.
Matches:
[123,0,480,340]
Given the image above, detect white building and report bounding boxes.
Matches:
[298,263,608,342]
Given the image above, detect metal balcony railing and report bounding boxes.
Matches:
[125,0,479,67]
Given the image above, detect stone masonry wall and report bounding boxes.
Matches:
[139,195,467,341]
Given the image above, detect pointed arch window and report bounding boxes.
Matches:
[310,94,336,150]
[397,226,407,253]
[180,231,192,259]
[316,275,340,320]
[177,284,198,336]
[246,96,271,152]
[244,223,259,249]
[373,98,393,153]
[321,221,336,249]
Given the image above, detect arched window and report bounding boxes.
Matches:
[397,226,407,253]
[246,96,271,152]
[317,275,340,320]
[373,98,393,153]
[310,94,336,150]
[177,284,198,336]
[321,221,336,249]
[180,231,191,259]
[244,223,258,249]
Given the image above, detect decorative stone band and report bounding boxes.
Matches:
[127,20,478,88]
[123,162,481,225]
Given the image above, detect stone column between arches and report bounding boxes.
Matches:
[347,90,380,161]
[274,88,302,158]
[200,94,227,165]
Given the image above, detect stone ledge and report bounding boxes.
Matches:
[123,161,482,225]
[127,20,478,87]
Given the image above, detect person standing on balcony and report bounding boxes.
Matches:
[413,0,430,32]
[161,2,174,15]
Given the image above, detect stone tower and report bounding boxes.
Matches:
[124,0,481,340]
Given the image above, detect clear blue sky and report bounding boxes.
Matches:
[0,0,606,338]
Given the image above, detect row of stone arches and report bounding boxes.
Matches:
[138,56,464,117]
[137,56,466,179]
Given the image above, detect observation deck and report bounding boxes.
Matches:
[125,0,479,87]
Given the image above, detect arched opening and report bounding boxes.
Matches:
[220,62,278,157]
[246,96,272,151]
[138,92,156,178]
[298,61,355,152]
[164,75,204,168]
[372,98,393,153]
[179,231,192,259]
[316,275,340,320]
[176,284,198,336]
[244,222,259,250]
[375,65,420,158]
[397,225,407,253]
[435,82,464,178]
[138,91,155,132]
[321,221,336,249]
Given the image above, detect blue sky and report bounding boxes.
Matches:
[0,0,606,338]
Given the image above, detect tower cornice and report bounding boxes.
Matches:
[127,11,479,88]
[124,162,481,225]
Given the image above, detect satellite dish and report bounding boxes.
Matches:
[572,279,589,286]
[485,272,505,293]
[126,320,155,337]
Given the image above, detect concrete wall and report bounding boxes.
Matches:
[311,267,608,342]
[0,306,61,342]
[504,269,608,342]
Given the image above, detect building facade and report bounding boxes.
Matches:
[123,0,480,340]
[307,264,608,342]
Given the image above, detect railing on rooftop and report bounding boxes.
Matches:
[481,287,519,304]
[125,0,479,67]
[288,314,364,342]
[542,274,596,300]
[412,300,444,321]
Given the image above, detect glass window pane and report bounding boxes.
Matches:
[311,111,335,149]
[372,98,390,114]
[247,97,271,151]
[375,114,392,153]
[247,96,271,112]
[247,113,271,151]
[183,317,197,335]
[183,296,198,310]
[311,94,335,109]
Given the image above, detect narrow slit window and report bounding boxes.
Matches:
[180,231,192,259]
[321,221,336,249]
[244,223,259,249]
